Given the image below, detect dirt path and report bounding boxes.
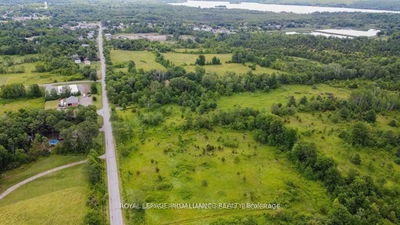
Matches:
[0,159,87,200]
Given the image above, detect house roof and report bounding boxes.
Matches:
[66,96,79,104]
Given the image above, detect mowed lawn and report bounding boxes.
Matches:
[0,63,72,85]
[111,50,166,71]
[0,98,44,114]
[163,52,281,75]
[0,165,88,225]
[117,109,330,224]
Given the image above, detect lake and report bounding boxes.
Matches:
[170,1,400,14]
[286,29,380,39]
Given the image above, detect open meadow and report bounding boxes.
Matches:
[0,98,44,114]
[163,52,281,75]
[111,50,166,72]
[217,84,350,111]
[0,154,86,193]
[0,165,89,225]
[0,62,83,86]
[115,107,330,224]
[109,50,281,75]
[217,84,400,192]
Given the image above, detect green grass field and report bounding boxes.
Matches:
[109,46,400,223]
[218,84,350,111]
[163,52,232,65]
[291,112,400,190]
[109,50,281,75]
[217,84,400,192]
[44,100,58,110]
[0,98,44,114]
[163,52,281,75]
[0,165,88,225]
[0,154,86,193]
[116,107,330,224]
[111,50,166,71]
[0,63,80,85]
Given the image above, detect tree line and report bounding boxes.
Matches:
[0,106,99,171]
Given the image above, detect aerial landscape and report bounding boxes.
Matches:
[0,0,399,224]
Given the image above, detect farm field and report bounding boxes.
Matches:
[111,50,166,71]
[0,165,88,225]
[0,154,86,193]
[0,98,44,114]
[115,108,330,224]
[163,52,282,74]
[0,62,82,85]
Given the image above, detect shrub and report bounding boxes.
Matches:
[350,153,361,165]
[388,120,398,127]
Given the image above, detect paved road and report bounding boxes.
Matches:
[98,24,124,225]
[0,160,87,200]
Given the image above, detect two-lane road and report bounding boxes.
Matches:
[98,24,124,225]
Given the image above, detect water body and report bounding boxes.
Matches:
[316,29,380,37]
[310,32,349,39]
[286,29,380,39]
[170,1,400,14]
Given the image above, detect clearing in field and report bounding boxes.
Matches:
[111,50,166,71]
[0,164,88,225]
[116,108,330,224]
[163,52,281,75]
